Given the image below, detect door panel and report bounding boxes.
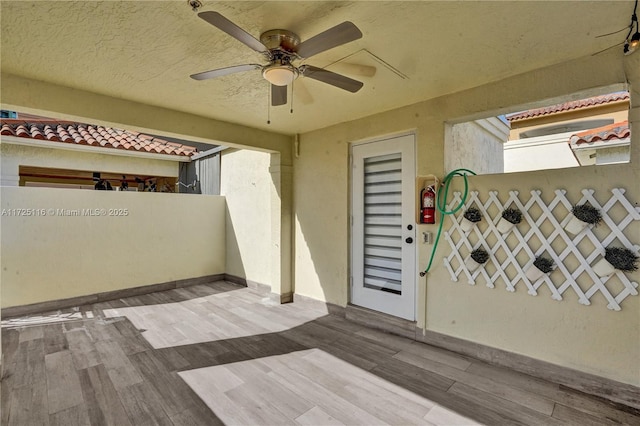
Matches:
[351,134,416,320]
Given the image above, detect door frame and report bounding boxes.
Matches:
[349,131,418,320]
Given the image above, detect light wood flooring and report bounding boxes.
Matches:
[2,281,639,425]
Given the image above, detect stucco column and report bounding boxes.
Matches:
[624,51,640,165]
[269,153,293,303]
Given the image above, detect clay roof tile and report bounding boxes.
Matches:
[0,119,197,157]
[507,92,630,122]
[570,121,630,145]
[1,124,15,136]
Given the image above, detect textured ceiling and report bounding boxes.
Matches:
[0,1,634,135]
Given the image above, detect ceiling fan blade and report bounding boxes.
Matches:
[328,62,376,77]
[294,79,314,105]
[296,22,362,59]
[198,11,268,53]
[190,64,262,81]
[271,84,287,106]
[301,66,363,93]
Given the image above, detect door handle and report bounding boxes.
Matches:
[405,237,413,244]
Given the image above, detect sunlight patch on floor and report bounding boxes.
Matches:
[179,348,479,426]
[1,310,92,329]
[100,285,327,349]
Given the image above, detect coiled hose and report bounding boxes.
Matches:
[419,168,477,276]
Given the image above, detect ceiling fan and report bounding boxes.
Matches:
[190,11,365,106]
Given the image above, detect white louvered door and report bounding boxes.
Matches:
[351,134,416,320]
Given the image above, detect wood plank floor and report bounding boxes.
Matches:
[2,281,638,425]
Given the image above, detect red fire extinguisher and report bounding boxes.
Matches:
[421,184,436,224]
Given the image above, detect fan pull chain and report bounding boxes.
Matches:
[290,79,295,114]
[267,86,271,124]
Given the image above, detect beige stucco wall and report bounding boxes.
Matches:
[431,169,638,386]
[220,148,272,287]
[294,49,639,386]
[0,187,226,308]
[447,117,508,175]
[0,140,179,186]
[503,131,580,172]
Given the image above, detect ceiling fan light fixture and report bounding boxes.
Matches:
[263,65,297,86]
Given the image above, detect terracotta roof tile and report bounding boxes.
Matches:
[43,125,59,141]
[570,121,630,145]
[507,92,630,122]
[0,119,197,157]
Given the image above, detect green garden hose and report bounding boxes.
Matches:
[419,168,477,277]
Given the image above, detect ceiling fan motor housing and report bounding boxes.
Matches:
[260,29,301,86]
[260,29,301,54]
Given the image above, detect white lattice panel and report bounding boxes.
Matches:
[444,188,640,310]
